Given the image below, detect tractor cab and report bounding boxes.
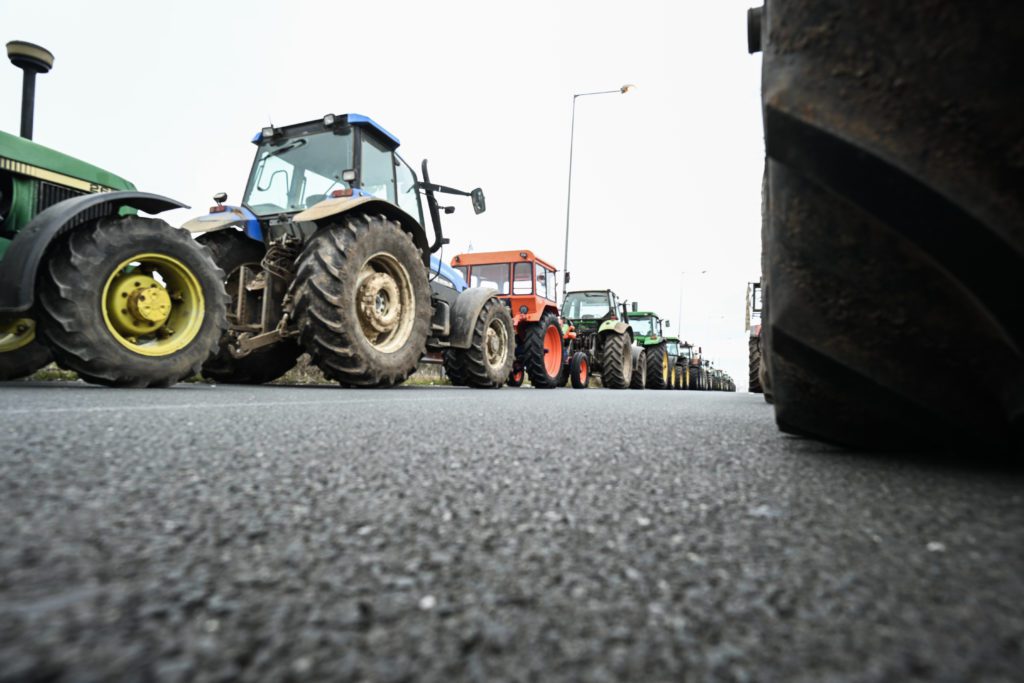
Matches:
[627,310,669,344]
[563,290,623,330]
[450,250,559,325]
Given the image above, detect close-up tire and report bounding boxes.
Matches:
[748,335,763,394]
[629,347,646,390]
[645,343,669,390]
[196,230,301,384]
[290,214,431,387]
[521,312,563,389]
[0,318,53,380]
[456,297,514,388]
[758,1,1024,451]
[569,350,589,389]
[35,215,228,387]
[599,331,632,389]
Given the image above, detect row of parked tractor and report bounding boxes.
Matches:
[445,251,734,391]
[0,40,732,392]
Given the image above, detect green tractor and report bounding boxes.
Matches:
[561,289,635,389]
[181,112,513,387]
[626,305,677,390]
[0,41,227,386]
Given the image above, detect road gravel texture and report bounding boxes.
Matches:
[1,382,1022,682]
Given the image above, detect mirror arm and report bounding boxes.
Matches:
[419,159,447,253]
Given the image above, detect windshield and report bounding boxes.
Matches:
[630,316,656,336]
[243,129,354,215]
[667,341,679,355]
[469,264,510,294]
[563,292,613,320]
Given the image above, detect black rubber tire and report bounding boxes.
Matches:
[629,347,646,390]
[35,216,228,387]
[569,350,590,389]
[453,297,514,388]
[760,1,1024,451]
[442,349,468,386]
[506,365,524,387]
[290,214,431,387]
[521,312,562,389]
[196,231,301,384]
[0,335,52,381]
[748,336,763,394]
[645,343,669,390]
[599,331,632,389]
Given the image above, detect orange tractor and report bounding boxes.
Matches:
[451,250,585,388]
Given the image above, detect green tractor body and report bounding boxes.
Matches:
[0,40,228,385]
[562,289,635,389]
[627,308,676,389]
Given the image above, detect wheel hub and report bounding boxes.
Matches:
[485,321,507,367]
[358,272,401,333]
[0,317,36,353]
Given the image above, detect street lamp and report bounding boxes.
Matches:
[561,84,635,299]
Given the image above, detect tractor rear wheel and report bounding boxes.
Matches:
[453,297,514,388]
[290,214,431,387]
[599,331,632,389]
[35,216,227,387]
[522,312,562,389]
[569,351,590,389]
[748,335,763,394]
[645,343,669,390]
[0,318,52,380]
[197,231,301,384]
[758,1,1024,450]
[629,347,646,390]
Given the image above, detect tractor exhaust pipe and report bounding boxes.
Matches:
[6,41,54,141]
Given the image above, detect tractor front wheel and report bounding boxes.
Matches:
[35,216,228,387]
[197,230,301,384]
[629,347,646,390]
[290,214,431,387]
[522,312,563,389]
[453,298,514,388]
[569,351,590,389]
[599,331,632,389]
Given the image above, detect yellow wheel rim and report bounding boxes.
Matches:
[101,253,204,357]
[0,317,36,353]
[662,352,669,382]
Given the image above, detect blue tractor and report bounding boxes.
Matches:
[183,113,513,387]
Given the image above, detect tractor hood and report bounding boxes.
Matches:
[0,129,134,192]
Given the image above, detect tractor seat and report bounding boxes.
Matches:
[305,194,327,207]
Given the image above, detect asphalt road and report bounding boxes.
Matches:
[1,382,1021,683]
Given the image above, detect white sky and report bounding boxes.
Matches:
[1,0,765,389]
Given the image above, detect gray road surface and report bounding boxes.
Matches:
[1,382,1021,682]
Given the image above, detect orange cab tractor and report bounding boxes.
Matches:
[451,250,586,388]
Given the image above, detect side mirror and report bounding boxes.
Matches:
[664,320,671,328]
[471,188,486,214]
[342,169,357,183]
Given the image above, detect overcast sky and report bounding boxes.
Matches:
[2,0,765,388]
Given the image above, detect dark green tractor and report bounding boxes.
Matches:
[0,40,227,386]
[561,289,634,389]
[627,306,675,390]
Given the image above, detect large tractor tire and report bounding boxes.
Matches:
[645,343,670,390]
[290,214,431,387]
[0,318,52,380]
[35,216,227,387]
[442,349,468,386]
[756,1,1024,451]
[599,331,632,389]
[748,335,763,394]
[196,231,301,384]
[629,347,646,390]
[449,298,514,388]
[521,312,562,389]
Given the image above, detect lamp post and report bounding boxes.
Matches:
[562,84,635,300]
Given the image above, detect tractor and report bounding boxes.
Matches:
[745,280,764,394]
[182,112,513,388]
[561,289,635,389]
[664,336,685,389]
[679,342,704,390]
[0,40,227,386]
[450,250,585,388]
[627,305,676,390]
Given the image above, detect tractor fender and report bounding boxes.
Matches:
[294,195,431,267]
[447,286,499,350]
[598,320,633,340]
[0,191,187,314]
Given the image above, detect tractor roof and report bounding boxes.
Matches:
[630,310,660,318]
[451,250,557,272]
[252,113,400,149]
[0,129,134,192]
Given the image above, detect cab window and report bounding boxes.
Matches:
[470,264,510,294]
[360,134,396,202]
[395,155,422,223]
[513,262,533,294]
